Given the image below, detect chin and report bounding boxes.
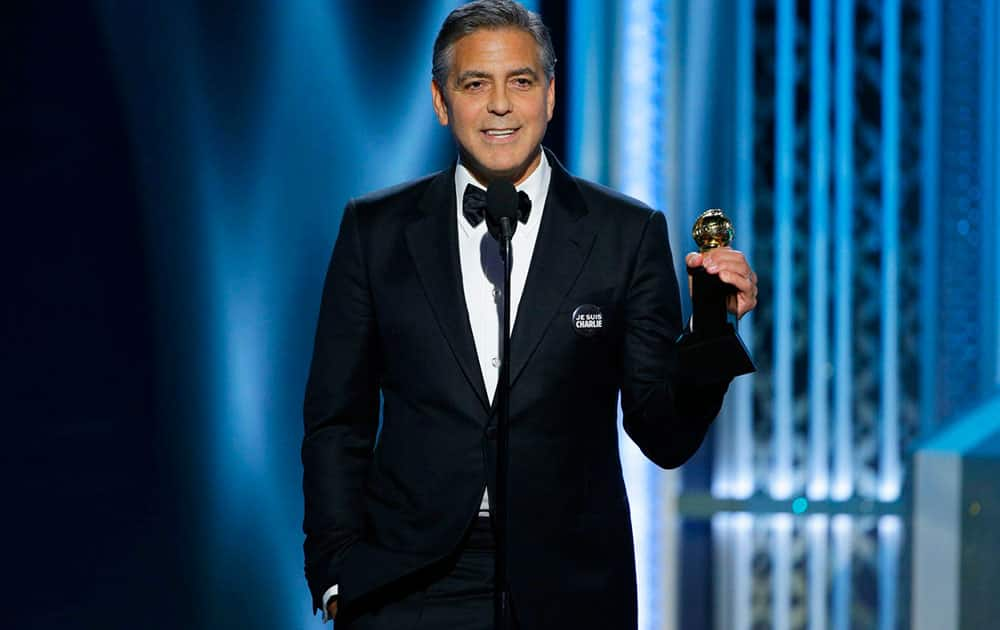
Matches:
[482,155,534,180]
[461,144,538,183]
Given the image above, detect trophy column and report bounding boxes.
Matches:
[677,209,757,383]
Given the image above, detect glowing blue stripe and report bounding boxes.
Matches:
[983,0,1000,390]
[713,513,753,627]
[771,0,795,500]
[996,4,1000,390]
[567,0,606,182]
[994,0,1000,388]
[877,516,902,630]
[807,516,829,630]
[733,513,753,628]
[729,0,756,500]
[920,0,940,435]
[808,0,831,501]
[879,0,901,502]
[711,516,727,626]
[615,2,664,628]
[771,515,793,630]
[832,0,855,501]
[831,515,853,630]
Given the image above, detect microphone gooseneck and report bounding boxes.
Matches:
[485,178,516,630]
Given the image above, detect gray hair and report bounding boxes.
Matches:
[432,0,557,88]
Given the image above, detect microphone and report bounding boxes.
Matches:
[484,178,517,630]
[485,180,519,243]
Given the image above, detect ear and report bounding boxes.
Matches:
[431,79,450,127]
[546,75,556,122]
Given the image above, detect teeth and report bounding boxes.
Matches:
[485,129,515,137]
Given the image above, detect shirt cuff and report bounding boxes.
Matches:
[321,585,339,623]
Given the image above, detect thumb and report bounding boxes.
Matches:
[686,252,703,268]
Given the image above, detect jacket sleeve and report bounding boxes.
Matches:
[620,210,729,469]
[302,199,380,613]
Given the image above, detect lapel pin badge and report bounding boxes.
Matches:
[572,304,603,337]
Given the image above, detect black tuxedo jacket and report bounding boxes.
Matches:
[302,150,726,629]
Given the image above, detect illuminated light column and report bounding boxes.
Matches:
[615,2,668,628]
[994,0,1000,390]
[712,513,753,630]
[807,515,829,630]
[996,0,1000,396]
[831,0,855,502]
[808,0,832,501]
[920,0,941,436]
[711,514,731,628]
[566,0,607,181]
[831,515,853,630]
[710,0,753,496]
[879,0,902,503]
[728,0,756,500]
[771,0,795,500]
[734,513,753,630]
[877,516,902,630]
[983,0,1000,390]
[771,514,794,630]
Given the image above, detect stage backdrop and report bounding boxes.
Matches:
[13,1,998,629]
[564,1,1000,629]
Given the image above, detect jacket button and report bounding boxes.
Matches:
[486,426,497,440]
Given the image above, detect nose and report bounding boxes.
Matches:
[487,84,512,116]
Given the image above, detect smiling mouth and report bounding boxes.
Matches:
[482,128,519,139]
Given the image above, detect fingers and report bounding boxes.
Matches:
[690,249,758,317]
[718,269,755,294]
[698,250,752,285]
[700,248,747,272]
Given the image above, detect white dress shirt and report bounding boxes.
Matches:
[455,153,551,515]
[322,152,552,620]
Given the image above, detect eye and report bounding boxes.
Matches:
[463,80,485,91]
[512,77,533,88]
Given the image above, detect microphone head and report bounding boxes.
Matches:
[485,180,519,241]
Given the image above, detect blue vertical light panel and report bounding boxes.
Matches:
[772,0,795,500]
[877,516,902,630]
[771,515,793,630]
[614,2,666,628]
[808,0,832,501]
[832,0,855,501]
[567,0,609,183]
[807,516,830,630]
[712,513,754,629]
[996,2,1000,390]
[880,0,902,502]
[831,515,853,630]
[729,0,756,500]
[982,0,1000,390]
[920,0,941,434]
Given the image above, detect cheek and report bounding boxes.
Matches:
[455,110,481,135]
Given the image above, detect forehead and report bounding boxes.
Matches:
[449,27,542,75]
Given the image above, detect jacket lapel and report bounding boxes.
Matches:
[405,168,492,413]
[509,150,597,387]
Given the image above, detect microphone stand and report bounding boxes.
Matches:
[494,219,513,630]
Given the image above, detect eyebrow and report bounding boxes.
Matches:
[454,67,540,85]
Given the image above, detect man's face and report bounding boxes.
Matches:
[431,27,555,186]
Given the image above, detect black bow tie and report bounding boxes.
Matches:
[462,184,532,228]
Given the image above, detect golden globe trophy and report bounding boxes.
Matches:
[677,209,756,382]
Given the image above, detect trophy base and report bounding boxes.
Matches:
[677,327,757,384]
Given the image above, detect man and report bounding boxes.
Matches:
[302,1,758,628]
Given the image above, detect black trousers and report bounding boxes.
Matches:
[337,517,517,630]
